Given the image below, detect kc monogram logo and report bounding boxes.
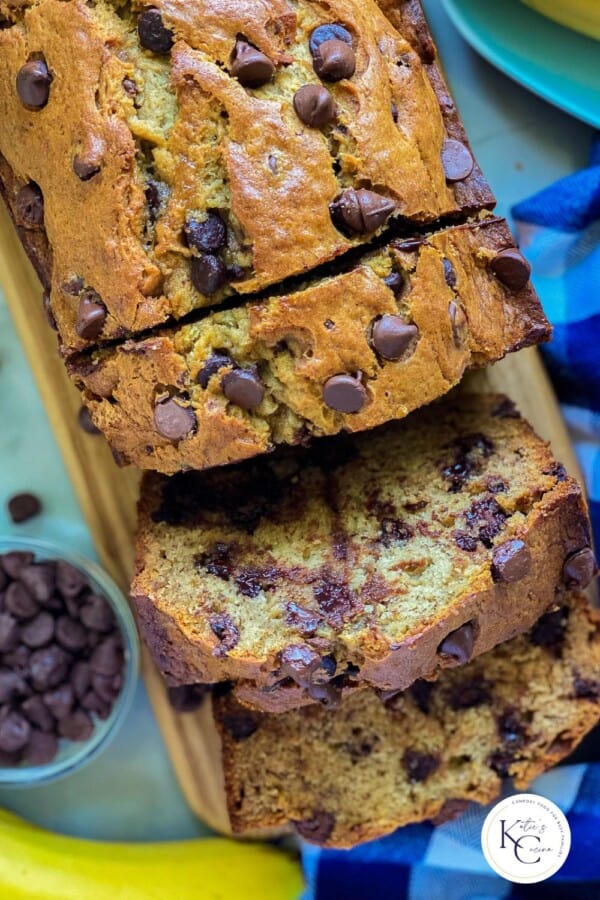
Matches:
[481,793,571,883]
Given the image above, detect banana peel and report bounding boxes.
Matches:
[522,0,600,41]
[0,806,303,899]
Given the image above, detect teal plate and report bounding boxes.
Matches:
[442,0,600,129]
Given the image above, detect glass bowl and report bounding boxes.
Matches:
[0,536,139,786]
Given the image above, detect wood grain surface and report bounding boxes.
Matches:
[0,193,584,833]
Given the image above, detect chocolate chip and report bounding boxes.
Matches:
[449,676,490,710]
[574,676,600,700]
[90,635,123,677]
[221,710,260,741]
[449,301,467,347]
[15,183,44,226]
[19,563,55,603]
[0,711,30,752]
[563,547,597,588]
[491,539,532,583]
[16,59,52,109]
[81,690,111,719]
[154,396,196,442]
[293,84,336,126]
[498,709,528,749]
[71,661,91,700]
[443,258,457,288]
[285,602,322,637]
[43,292,58,331]
[378,517,413,547]
[293,811,336,844]
[195,543,232,581]
[1,552,33,579]
[3,645,31,676]
[309,23,353,54]
[184,213,227,253]
[21,695,54,732]
[4,582,39,619]
[323,374,367,414]
[29,644,70,691]
[371,316,418,361]
[222,368,265,410]
[167,684,207,713]
[279,645,321,684]
[488,750,514,777]
[190,253,228,295]
[489,249,531,291]
[197,353,232,389]
[383,271,404,293]
[530,605,569,657]
[314,580,360,630]
[122,77,138,97]
[209,613,240,657]
[43,683,74,720]
[7,492,41,525]
[312,38,355,81]
[55,615,88,652]
[21,612,54,648]
[454,532,478,552]
[24,729,58,765]
[0,670,28,704]
[76,291,106,340]
[230,40,274,87]
[77,405,101,435]
[441,139,474,182]
[330,188,395,235]
[0,613,20,652]
[55,560,88,599]
[438,621,475,664]
[73,154,101,181]
[58,710,93,742]
[138,8,173,53]
[92,672,122,703]
[403,749,440,783]
[145,179,169,224]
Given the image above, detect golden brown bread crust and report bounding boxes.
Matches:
[215,592,600,847]
[0,0,494,356]
[69,217,549,474]
[130,394,595,711]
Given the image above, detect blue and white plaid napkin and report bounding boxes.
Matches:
[300,136,600,898]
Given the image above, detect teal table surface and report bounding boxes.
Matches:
[0,0,593,840]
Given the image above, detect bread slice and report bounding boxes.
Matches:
[68,217,548,473]
[0,0,493,355]
[214,591,600,848]
[131,393,595,710]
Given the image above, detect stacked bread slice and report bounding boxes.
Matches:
[0,0,598,849]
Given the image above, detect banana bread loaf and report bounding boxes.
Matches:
[131,394,596,711]
[0,0,493,356]
[69,217,548,473]
[214,590,600,847]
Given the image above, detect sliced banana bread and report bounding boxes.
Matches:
[215,591,600,847]
[132,394,595,710]
[70,217,548,473]
[0,0,493,354]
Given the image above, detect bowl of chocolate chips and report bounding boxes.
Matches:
[0,537,139,785]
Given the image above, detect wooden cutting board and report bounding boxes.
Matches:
[0,195,584,833]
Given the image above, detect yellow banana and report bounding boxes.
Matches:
[522,0,600,41]
[0,806,303,899]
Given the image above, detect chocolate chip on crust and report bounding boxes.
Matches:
[441,139,474,182]
[489,249,531,291]
[491,539,532,583]
[138,8,174,54]
[437,621,475,664]
[154,396,196,442]
[292,810,336,844]
[15,183,44,227]
[230,40,274,87]
[562,547,597,588]
[16,59,52,110]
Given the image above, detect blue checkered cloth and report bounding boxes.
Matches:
[300,137,600,898]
